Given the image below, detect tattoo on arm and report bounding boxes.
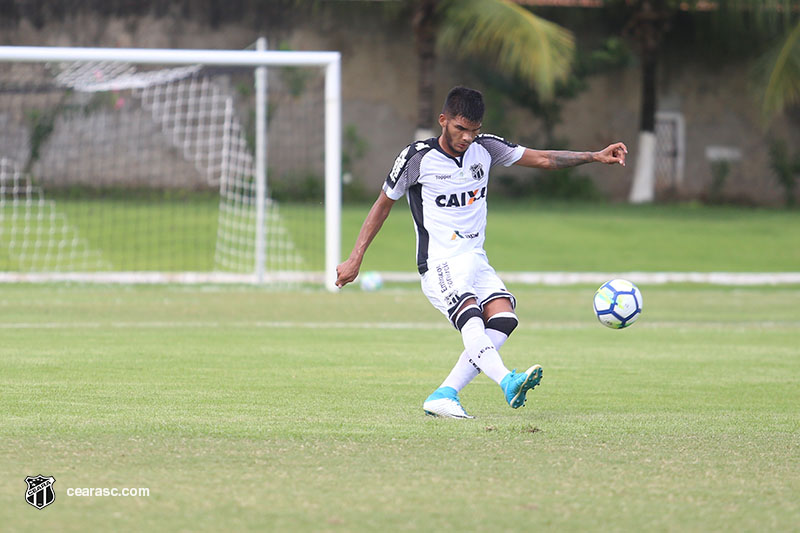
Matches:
[547,151,594,169]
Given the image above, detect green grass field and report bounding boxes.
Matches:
[355,200,800,272]
[3,199,800,272]
[1,283,798,531]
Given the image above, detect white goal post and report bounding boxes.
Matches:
[0,44,341,291]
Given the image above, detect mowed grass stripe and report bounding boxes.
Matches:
[0,319,799,330]
[3,199,799,272]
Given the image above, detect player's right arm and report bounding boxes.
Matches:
[335,190,396,288]
[337,142,423,288]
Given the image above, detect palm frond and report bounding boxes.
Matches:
[437,0,575,100]
[760,19,800,119]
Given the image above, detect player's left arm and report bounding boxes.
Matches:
[514,142,628,169]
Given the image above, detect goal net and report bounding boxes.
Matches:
[0,45,341,289]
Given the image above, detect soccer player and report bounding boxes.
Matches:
[336,86,627,419]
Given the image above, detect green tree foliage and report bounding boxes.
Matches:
[412,0,577,132]
[757,20,800,119]
[769,139,800,207]
[437,0,574,100]
[472,37,632,145]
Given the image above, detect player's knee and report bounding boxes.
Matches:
[454,304,483,331]
[486,311,518,337]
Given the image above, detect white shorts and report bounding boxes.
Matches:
[420,251,516,328]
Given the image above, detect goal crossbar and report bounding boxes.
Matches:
[0,46,340,68]
[0,45,342,291]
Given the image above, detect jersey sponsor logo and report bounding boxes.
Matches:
[435,174,451,181]
[435,187,487,208]
[451,230,480,240]
[470,163,484,181]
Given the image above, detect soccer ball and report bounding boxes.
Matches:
[593,279,643,329]
[359,271,383,292]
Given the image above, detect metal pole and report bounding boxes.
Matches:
[324,57,342,292]
[254,37,268,283]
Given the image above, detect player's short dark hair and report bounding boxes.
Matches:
[442,86,484,123]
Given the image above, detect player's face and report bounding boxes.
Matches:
[438,114,481,157]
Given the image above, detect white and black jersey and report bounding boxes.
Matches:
[383,134,525,274]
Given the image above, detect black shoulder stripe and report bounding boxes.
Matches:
[476,133,518,149]
[386,141,434,188]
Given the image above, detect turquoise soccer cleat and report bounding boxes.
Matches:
[423,386,474,419]
[501,365,543,409]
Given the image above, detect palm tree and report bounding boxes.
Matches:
[411,0,575,139]
[758,18,800,206]
[624,0,671,203]
[409,0,799,202]
[760,19,800,119]
[624,0,800,203]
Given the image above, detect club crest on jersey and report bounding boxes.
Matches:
[470,163,484,181]
[435,187,486,208]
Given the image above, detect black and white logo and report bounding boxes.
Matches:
[470,163,484,181]
[25,475,56,510]
[444,290,461,307]
[387,145,410,187]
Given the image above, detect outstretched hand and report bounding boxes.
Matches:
[595,142,628,166]
[335,257,360,288]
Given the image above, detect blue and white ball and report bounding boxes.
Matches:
[593,279,643,329]
[359,271,383,292]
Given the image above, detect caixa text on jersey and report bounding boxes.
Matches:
[435,187,487,208]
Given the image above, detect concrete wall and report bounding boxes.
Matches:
[1,6,798,204]
[555,59,800,205]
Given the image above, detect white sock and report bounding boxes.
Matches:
[440,328,509,391]
[439,350,479,392]
[457,316,510,385]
